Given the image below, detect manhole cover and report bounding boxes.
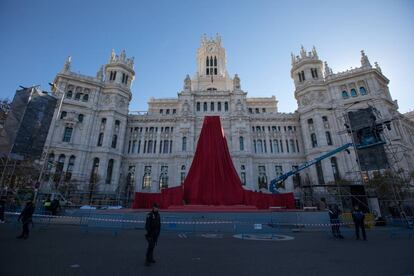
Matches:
[233,234,294,241]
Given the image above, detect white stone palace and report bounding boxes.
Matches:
[42,34,414,204]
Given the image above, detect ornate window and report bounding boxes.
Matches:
[196,102,200,111]
[316,161,325,185]
[66,91,73,98]
[97,133,104,147]
[210,102,214,111]
[105,159,114,184]
[78,114,84,123]
[350,89,358,97]
[240,165,246,186]
[203,102,207,112]
[131,140,136,153]
[331,157,340,181]
[290,139,296,153]
[62,127,73,142]
[182,137,187,152]
[239,136,244,151]
[311,133,318,148]
[75,93,81,100]
[180,165,186,183]
[90,157,100,183]
[142,166,152,189]
[307,118,314,131]
[273,139,279,153]
[326,131,333,145]
[111,135,118,148]
[275,165,283,178]
[311,68,318,79]
[60,111,67,119]
[218,102,222,111]
[65,155,76,181]
[258,166,267,189]
[224,102,228,112]
[322,116,329,128]
[342,91,349,99]
[359,86,367,95]
[159,166,168,189]
[82,94,89,102]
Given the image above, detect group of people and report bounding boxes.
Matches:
[329,204,367,241]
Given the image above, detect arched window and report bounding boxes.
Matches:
[82,94,89,102]
[66,91,73,98]
[182,137,187,151]
[90,157,100,183]
[180,165,186,183]
[315,161,325,185]
[257,140,263,153]
[47,153,55,171]
[62,127,73,142]
[350,89,357,97]
[66,155,75,181]
[159,166,168,189]
[60,111,67,119]
[97,133,104,146]
[290,139,296,153]
[210,102,214,111]
[196,102,200,111]
[239,136,244,151]
[214,56,217,66]
[78,114,84,123]
[273,139,279,153]
[224,102,229,112]
[331,157,340,181]
[359,86,367,95]
[75,93,81,100]
[142,166,151,189]
[218,102,222,111]
[106,159,114,184]
[206,57,209,66]
[311,133,318,148]
[258,166,267,189]
[342,91,349,99]
[326,131,332,145]
[203,102,207,111]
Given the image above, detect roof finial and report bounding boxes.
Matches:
[110,49,116,62]
[312,46,318,59]
[62,56,71,73]
[374,62,382,73]
[300,45,306,58]
[120,49,126,61]
[324,61,332,77]
[360,50,371,68]
[291,52,296,65]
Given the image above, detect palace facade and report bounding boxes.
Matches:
[42,35,414,205]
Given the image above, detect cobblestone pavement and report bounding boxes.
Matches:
[1,222,413,276]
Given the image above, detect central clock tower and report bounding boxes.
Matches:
[197,34,228,78]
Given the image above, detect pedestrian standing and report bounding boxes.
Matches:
[328,205,344,239]
[17,200,35,240]
[145,203,161,266]
[0,197,5,223]
[352,205,367,241]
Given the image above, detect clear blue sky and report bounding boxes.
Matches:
[1,0,413,113]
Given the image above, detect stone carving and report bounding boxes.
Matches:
[62,56,71,73]
[184,75,191,91]
[360,50,371,68]
[96,65,104,81]
[233,74,241,90]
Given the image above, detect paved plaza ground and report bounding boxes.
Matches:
[1,221,413,276]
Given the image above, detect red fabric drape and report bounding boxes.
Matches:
[183,116,245,205]
[132,116,296,210]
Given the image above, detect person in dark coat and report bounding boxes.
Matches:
[328,205,344,239]
[0,197,6,223]
[17,200,35,239]
[145,203,161,266]
[50,198,60,216]
[352,205,367,241]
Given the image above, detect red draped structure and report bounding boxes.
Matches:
[133,116,295,210]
